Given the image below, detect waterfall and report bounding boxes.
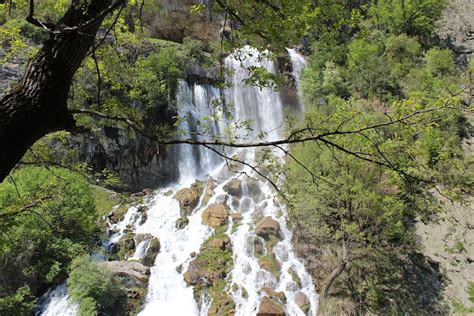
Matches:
[286,48,307,111]
[38,46,316,315]
[36,284,78,316]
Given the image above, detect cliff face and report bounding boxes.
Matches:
[436,0,474,66]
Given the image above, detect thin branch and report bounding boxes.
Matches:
[91,45,102,108]
[89,1,126,55]
[7,175,21,198]
[0,196,53,218]
[201,144,286,200]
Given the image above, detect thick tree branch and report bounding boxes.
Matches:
[0,0,123,182]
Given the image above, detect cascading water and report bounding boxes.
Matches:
[286,48,307,112]
[37,46,315,315]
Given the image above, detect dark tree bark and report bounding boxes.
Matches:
[0,0,120,182]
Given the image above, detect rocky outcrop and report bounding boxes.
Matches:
[175,188,200,215]
[207,236,231,251]
[135,233,154,244]
[223,179,242,197]
[202,204,229,228]
[184,231,235,315]
[256,217,281,240]
[100,261,151,288]
[141,237,161,267]
[436,0,474,65]
[257,296,286,316]
[261,287,286,304]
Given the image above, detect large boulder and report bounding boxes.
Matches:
[202,204,229,228]
[174,188,199,215]
[223,179,242,197]
[134,233,154,245]
[207,236,231,251]
[256,217,281,240]
[294,291,310,314]
[246,178,263,202]
[231,212,243,222]
[261,287,286,304]
[100,261,150,288]
[257,296,286,316]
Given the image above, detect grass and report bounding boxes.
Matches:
[91,186,119,217]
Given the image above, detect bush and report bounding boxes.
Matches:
[68,256,125,314]
[0,167,99,313]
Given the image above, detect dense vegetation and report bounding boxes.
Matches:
[0,167,100,314]
[285,0,473,314]
[68,256,125,315]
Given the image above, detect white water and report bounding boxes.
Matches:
[286,48,307,111]
[36,284,78,316]
[38,46,316,315]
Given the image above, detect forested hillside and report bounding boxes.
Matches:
[0,0,472,315]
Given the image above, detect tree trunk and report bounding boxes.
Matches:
[0,0,114,181]
[321,259,348,298]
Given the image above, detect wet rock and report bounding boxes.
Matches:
[139,211,148,225]
[246,178,263,201]
[108,227,120,235]
[176,216,189,229]
[294,291,310,314]
[223,179,242,197]
[261,287,287,304]
[100,261,150,288]
[232,196,240,209]
[118,233,136,253]
[203,180,217,205]
[134,233,154,245]
[141,238,161,267]
[174,188,199,215]
[137,205,148,213]
[288,267,302,288]
[253,237,266,256]
[207,236,231,250]
[259,253,282,277]
[142,188,154,196]
[183,260,208,285]
[257,296,286,316]
[256,217,281,240]
[202,204,229,228]
[231,212,243,222]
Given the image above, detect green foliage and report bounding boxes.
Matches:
[0,167,99,314]
[68,256,125,315]
[0,286,37,316]
[290,1,470,311]
[367,0,445,41]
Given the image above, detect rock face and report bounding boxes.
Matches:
[257,296,286,316]
[202,204,229,228]
[223,179,242,197]
[294,291,310,313]
[256,217,281,240]
[174,188,200,215]
[100,261,150,288]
